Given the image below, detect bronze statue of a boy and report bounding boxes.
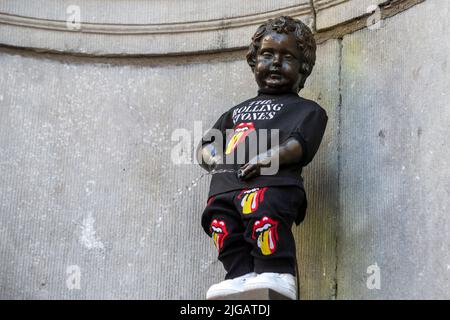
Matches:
[197,16,328,300]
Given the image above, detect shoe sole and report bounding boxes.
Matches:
[243,282,296,300]
[206,289,242,300]
[207,288,294,300]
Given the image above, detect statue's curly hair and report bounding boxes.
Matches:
[246,16,316,92]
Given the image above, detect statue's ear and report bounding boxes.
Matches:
[301,62,311,75]
[297,73,307,92]
[297,61,311,90]
[247,56,256,74]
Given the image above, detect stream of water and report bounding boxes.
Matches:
[157,169,238,227]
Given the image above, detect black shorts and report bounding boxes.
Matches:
[201,186,307,279]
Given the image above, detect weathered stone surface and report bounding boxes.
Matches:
[0,0,308,24]
[314,0,385,31]
[0,36,339,299]
[0,52,254,299]
[0,0,424,56]
[295,40,340,300]
[0,0,313,55]
[0,0,449,300]
[338,0,450,299]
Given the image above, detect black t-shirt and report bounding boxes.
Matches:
[201,90,328,202]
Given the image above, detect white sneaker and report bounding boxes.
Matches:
[243,272,297,300]
[206,272,257,299]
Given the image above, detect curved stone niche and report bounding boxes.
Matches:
[0,0,313,56]
[0,0,412,56]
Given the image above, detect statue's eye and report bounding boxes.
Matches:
[261,52,273,58]
[284,54,294,60]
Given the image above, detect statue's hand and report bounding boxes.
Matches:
[237,154,271,180]
[202,144,222,172]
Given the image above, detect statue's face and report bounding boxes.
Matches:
[254,31,302,94]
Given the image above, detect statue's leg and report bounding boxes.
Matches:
[202,191,255,300]
[237,186,301,300]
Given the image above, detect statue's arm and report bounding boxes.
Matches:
[238,137,303,180]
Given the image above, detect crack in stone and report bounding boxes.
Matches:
[332,37,344,300]
[309,0,318,33]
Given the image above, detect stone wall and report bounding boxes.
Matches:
[0,0,448,299]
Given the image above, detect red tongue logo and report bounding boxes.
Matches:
[225,122,255,155]
[210,219,228,252]
[252,217,279,255]
[237,187,268,214]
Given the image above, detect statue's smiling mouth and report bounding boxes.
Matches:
[268,72,282,80]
